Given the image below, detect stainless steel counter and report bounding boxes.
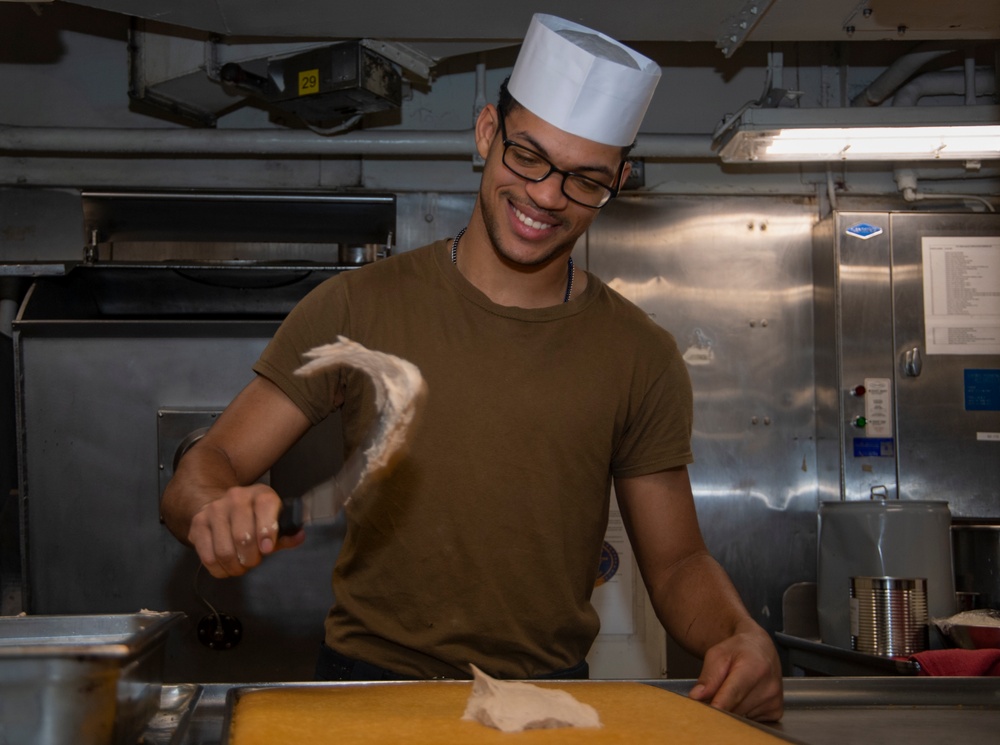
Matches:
[139,677,1000,745]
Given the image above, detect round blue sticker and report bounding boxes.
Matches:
[595,541,620,587]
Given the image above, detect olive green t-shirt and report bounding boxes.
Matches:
[253,239,693,678]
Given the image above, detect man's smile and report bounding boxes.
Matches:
[512,203,556,232]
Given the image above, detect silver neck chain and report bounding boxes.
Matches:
[450,227,574,304]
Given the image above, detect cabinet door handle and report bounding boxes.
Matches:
[903,347,922,377]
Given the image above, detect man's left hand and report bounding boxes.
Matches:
[687,620,784,722]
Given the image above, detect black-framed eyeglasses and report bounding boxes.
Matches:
[497,107,625,209]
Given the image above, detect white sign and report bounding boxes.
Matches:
[864,377,893,438]
[922,236,1000,355]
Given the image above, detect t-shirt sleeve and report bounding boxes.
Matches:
[610,327,694,478]
[252,276,351,425]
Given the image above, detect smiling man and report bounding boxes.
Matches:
[462,103,620,306]
[161,14,783,722]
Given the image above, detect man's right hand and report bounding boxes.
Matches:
[186,483,306,578]
[159,375,316,577]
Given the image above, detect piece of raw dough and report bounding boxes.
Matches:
[461,665,602,733]
[295,336,427,490]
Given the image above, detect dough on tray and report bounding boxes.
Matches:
[461,665,601,733]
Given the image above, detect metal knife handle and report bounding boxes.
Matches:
[277,494,304,537]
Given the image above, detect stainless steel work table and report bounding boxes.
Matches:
[141,678,1000,745]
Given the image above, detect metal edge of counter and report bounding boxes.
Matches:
[142,677,1000,745]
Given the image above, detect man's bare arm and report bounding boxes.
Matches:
[615,466,783,721]
[160,375,313,577]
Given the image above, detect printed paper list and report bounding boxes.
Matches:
[922,236,1000,355]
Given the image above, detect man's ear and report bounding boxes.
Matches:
[617,161,632,191]
[475,104,500,161]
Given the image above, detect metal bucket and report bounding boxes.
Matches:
[817,500,954,650]
[850,576,928,656]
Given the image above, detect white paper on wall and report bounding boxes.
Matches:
[922,236,1000,355]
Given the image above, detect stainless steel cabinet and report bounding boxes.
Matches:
[814,211,1000,516]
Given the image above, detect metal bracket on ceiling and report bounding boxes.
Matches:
[716,0,778,58]
[203,36,436,86]
[359,39,436,82]
[840,0,873,38]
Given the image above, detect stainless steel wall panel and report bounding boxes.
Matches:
[589,196,820,644]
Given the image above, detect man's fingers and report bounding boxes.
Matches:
[187,484,288,577]
[702,674,783,722]
[708,674,752,715]
[688,647,730,704]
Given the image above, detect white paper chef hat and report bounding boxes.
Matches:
[507,14,661,147]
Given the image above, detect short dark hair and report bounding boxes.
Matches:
[497,77,636,159]
[497,77,520,116]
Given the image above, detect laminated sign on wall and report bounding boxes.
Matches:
[922,236,1000,355]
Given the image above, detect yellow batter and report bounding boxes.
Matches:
[228,682,789,745]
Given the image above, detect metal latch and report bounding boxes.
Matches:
[903,347,922,377]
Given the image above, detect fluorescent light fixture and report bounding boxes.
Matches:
[717,105,1000,163]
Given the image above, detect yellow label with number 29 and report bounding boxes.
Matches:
[298,69,320,96]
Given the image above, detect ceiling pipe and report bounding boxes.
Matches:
[851,43,957,107]
[894,167,995,213]
[0,125,716,159]
[891,69,995,107]
[0,126,476,157]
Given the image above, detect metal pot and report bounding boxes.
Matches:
[953,524,1000,610]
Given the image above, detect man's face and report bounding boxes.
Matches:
[474,104,629,269]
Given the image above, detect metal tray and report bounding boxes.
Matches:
[219,681,804,744]
[776,632,921,676]
[0,611,184,745]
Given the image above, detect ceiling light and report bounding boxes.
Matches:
[717,106,1000,163]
